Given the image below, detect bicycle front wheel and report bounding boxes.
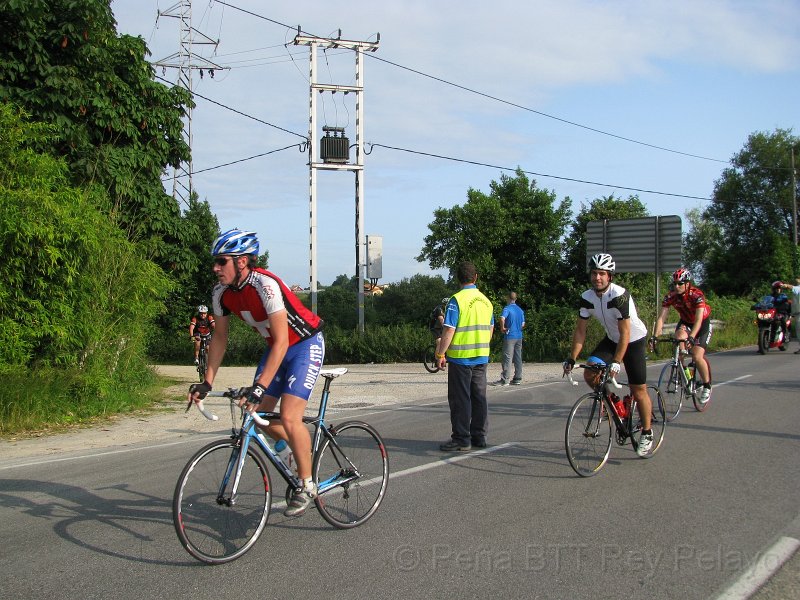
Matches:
[657,363,683,421]
[629,386,667,457]
[423,344,440,373]
[314,421,389,528]
[173,440,272,564]
[197,351,207,382]
[565,394,612,477]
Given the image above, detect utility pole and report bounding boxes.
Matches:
[294,31,380,332]
[792,147,798,247]
[153,1,225,206]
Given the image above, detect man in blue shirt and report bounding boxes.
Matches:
[491,291,526,386]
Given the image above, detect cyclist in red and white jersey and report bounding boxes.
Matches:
[653,268,713,404]
[187,229,325,518]
[189,305,215,365]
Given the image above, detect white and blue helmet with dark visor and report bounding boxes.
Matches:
[211,229,259,256]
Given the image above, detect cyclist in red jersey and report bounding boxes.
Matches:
[189,305,215,364]
[653,268,713,404]
[187,229,325,518]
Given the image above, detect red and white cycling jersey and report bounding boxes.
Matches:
[662,285,711,324]
[211,268,323,346]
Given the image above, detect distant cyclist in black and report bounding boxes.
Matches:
[429,297,449,346]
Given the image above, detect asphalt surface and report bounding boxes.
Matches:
[1,348,798,600]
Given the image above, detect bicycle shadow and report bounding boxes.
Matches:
[0,478,198,567]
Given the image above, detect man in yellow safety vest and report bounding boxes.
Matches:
[435,261,495,451]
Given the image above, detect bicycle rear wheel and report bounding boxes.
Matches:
[423,344,440,373]
[173,440,272,564]
[657,363,683,421]
[565,393,612,477]
[313,421,389,528]
[628,386,667,457]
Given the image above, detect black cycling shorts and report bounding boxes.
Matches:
[588,336,647,386]
[676,317,712,349]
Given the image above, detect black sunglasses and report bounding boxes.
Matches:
[214,256,232,266]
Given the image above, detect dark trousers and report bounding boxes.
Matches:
[447,362,488,445]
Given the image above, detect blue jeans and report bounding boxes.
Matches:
[501,338,523,382]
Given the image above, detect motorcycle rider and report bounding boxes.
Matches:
[769,281,792,351]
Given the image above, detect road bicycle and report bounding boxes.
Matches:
[564,363,666,477]
[195,333,212,382]
[173,367,389,564]
[423,341,441,373]
[653,336,709,420]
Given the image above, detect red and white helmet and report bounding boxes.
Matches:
[672,268,691,283]
[772,280,784,290]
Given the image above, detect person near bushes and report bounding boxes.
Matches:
[428,297,449,347]
[491,291,526,386]
[189,305,215,365]
[435,261,494,452]
[187,229,325,518]
[777,280,800,352]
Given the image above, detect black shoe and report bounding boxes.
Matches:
[471,439,487,448]
[510,379,522,385]
[795,348,800,354]
[440,440,472,452]
[779,344,787,351]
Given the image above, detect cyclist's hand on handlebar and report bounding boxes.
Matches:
[609,362,621,376]
[239,383,268,409]
[685,336,696,348]
[562,357,575,375]
[187,381,212,410]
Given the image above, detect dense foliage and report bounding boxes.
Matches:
[684,129,799,295]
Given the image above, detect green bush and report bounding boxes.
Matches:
[0,104,172,432]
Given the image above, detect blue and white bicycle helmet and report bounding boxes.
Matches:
[211,229,259,256]
[588,253,616,273]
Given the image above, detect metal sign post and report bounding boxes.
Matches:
[586,215,682,327]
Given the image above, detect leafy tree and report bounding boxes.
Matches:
[417,169,571,305]
[0,0,198,289]
[561,194,649,295]
[373,274,452,326]
[685,128,799,295]
[0,103,170,378]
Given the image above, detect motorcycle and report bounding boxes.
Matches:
[751,295,792,354]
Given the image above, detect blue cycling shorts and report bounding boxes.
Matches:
[254,332,325,401]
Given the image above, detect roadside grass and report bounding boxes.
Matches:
[0,368,174,437]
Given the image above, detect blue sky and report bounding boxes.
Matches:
[111,0,800,286]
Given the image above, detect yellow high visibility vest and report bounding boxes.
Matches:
[447,287,493,359]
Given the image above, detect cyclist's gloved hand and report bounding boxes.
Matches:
[188,381,212,400]
[685,336,696,348]
[245,383,268,407]
[562,358,575,374]
[609,362,621,376]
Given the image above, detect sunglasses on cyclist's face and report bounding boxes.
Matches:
[214,256,237,266]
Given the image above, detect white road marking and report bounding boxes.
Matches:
[273,442,517,510]
[713,374,753,387]
[714,535,800,600]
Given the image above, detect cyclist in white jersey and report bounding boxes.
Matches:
[563,253,654,457]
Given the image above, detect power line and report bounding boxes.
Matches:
[366,142,712,201]
[154,74,307,139]
[365,54,730,164]
[165,142,305,180]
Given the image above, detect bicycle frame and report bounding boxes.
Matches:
[663,338,695,392]
[216,372,361,505]
[582,366,635,441]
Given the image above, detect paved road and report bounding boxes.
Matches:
[1,348,798,600]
